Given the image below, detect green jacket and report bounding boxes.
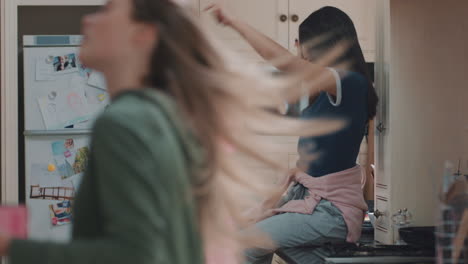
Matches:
[10,89,205,264]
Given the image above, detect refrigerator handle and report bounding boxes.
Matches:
[24,130,92,136]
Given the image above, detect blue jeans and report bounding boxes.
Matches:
[244,191,348,264]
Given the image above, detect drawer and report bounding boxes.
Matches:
[375,196,390,230]
[375,196,393,244]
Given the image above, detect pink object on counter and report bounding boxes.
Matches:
[273,165,368,243]
[0,206,28,239]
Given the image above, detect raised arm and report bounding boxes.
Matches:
[205,4,302,71]
[205,3,337,96]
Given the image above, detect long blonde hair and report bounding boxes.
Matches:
[132,0,345,257]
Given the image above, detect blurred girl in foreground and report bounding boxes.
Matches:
[0,0,343,263]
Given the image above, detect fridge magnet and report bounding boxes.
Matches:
[52,53,79,75]
[45,55,54,64]
[47,163,56,172]
[97,93,106,102]
[48,91,57,100]
[51,139,89,179]
[49,201,73,226]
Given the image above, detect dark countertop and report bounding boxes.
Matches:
[275,222,435,264]
[277,246,435,264]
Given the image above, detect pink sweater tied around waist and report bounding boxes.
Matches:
[273,165,368,243]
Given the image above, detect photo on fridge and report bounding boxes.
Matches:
[49,201,73,227]
[28,163,75,200]
[51,138,89,179]
[52,53,78,74]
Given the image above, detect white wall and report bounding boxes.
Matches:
[388,0,468,226]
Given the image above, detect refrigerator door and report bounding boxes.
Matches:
[22,36,107,241]
[25,135,89,241]
[24,46,81,131]
[24,42,108,131]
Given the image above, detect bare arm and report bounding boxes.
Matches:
[231,19,302,71]
[205,3,337,96]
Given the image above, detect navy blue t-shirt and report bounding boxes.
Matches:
[297,70,369,177]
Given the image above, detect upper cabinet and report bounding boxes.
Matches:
[199,0,376,63]
[199,0,289,63]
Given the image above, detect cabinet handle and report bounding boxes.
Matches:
[377,122,386,133]
[291,14,299,22]
[279,14,288,22]
[374,209,384,218]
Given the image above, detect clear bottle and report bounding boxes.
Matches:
[392,209,412,245]
[436,161,467,264]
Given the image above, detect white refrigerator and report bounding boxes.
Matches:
[22,35,109,241]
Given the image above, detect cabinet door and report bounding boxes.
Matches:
[288,0,376,61]
[200,0,289,63]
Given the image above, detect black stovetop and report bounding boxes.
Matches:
[277,243,435,264]
[321,243,435,258]
[276,221,436,264]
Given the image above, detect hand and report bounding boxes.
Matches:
[204,3,235,26]
[0,234,11,256]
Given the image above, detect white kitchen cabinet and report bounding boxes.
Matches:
[199,0,376,62]
[374,0,468,244]
[199,0,289,63]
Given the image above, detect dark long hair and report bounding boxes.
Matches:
[299,6,378,120]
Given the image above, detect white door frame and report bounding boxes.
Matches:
[0,0,106,204]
